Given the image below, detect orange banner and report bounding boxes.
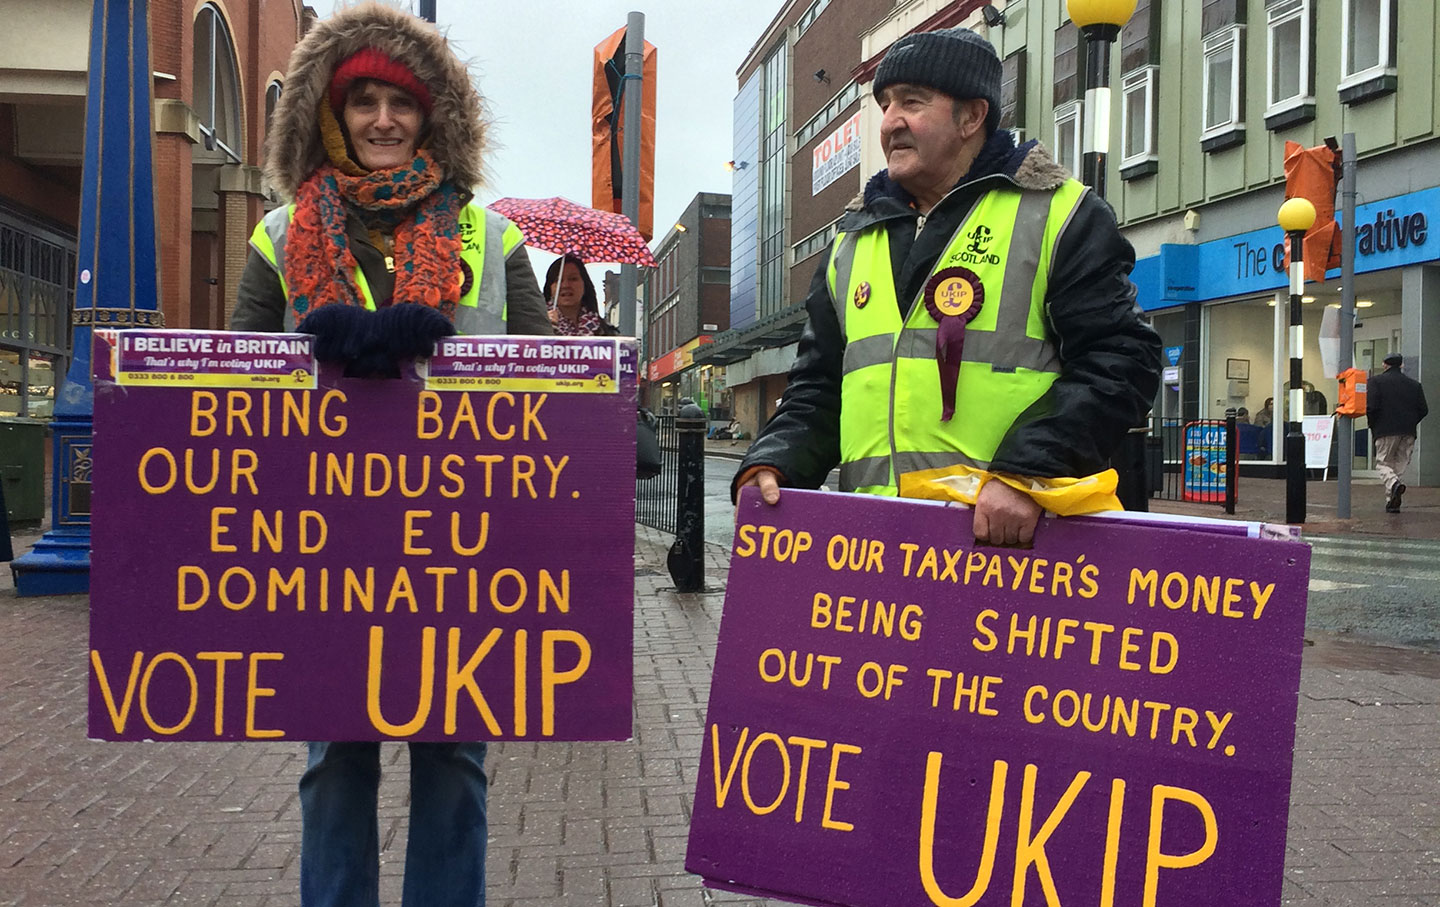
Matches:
[1282,141,1342,283]
[592,26,657,241]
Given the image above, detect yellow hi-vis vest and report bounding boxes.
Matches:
[826,179,1088,496]
[248,202,524,333]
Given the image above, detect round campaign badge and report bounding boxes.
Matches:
[458,260,475,298]
[853,281,871,309]
[922,266,985,422]
[925,267,983,320]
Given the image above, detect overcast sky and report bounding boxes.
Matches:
[321,1,784,281]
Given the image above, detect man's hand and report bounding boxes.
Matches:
[972,480,1043,547]
[737,467,783,506]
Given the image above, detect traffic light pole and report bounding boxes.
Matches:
[1336,133,1357,519]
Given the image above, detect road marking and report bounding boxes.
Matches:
[1308,579,1369,592]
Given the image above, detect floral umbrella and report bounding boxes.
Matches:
[487,196,658,268]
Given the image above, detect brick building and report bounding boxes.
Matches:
[697,0,891,437]
[642,192,731,416]
[0,0,307,419]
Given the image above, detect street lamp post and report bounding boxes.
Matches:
[1278,197,1317,525]
[1068,0,1137,196]
[1068,0,1142,508]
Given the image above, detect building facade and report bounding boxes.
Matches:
[642,191,732,416]
[719,0,1440,484]
[701,0,891,438]
[0,0,306,420]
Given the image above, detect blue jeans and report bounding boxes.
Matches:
[299,741,489,907]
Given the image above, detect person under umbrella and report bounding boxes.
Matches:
[543,254,618,336]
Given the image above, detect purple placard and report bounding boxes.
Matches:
[89,332,636,743]
[102,328,317,389]
[687,488,1311,907]
[423,336,620,393]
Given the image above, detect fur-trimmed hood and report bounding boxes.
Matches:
[263,3,486,200]
[841,131,1073,221]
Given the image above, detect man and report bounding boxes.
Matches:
[734,26,1159,545]
[1367,353,1428,513]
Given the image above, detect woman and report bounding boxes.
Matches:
[543,254,619,336]
[231,5,550,343]
[227,6,548,906]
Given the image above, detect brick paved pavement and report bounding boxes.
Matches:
[3,519,1438,905]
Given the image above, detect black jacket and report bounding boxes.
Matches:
[735,133,1160,496]
[1367,366,1429,439]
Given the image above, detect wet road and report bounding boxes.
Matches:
[697,457,1440,654]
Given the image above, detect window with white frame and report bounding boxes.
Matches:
[1341,0,1396,88]
[1119,0,1159,177]
[1201,26,1244,138]
[1265,0,1311,116]
[1120,67,1158,166]
[1053,102,1080,177]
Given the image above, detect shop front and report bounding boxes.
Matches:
[645,334,718,417]
[1133,186,1439,483]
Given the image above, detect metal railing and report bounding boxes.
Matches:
[635,414,679,533]
[1145,414,1238,513]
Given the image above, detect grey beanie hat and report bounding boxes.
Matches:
[873,26,1003,134]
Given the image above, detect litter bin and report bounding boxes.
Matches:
[0,417,46,524]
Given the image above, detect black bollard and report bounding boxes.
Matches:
[666,402,707,592]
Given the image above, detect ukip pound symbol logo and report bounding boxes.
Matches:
[853,281,871,309]
[951,223,1002,266]
[934,277,974,317]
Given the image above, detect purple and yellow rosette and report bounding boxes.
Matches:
[922,266,984,421]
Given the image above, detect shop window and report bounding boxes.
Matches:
[1200,25,1245,152]
[1339,0,1397,105]
[1053,102,1081,178]
[1264,0,1314,129]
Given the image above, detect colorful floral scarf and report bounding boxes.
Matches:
[285,149,463,325]
[551,309,606,336]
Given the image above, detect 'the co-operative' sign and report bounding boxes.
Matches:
[812,111,862,196]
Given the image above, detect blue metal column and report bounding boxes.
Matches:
[13,0,162,595]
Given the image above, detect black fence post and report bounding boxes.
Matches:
[1224,409,1238,515]
[1116,425,1150,511]
[667,402,707,592]
[0,477,12,563]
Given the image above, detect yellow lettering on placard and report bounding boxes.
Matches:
[196,651,243,735]
[1143,786,1218,906]
[541,630,591,736]
[245,653,285,739]
[919,753,1006,906]
[91,650,144,733]
[139,652,199,735]
[366,625,436,736]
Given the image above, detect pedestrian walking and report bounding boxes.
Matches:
[229,4,551,905]
[1368,353,1429,512]
[733,26,1159,546]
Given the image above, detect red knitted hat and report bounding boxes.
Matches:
[329,48,433,115]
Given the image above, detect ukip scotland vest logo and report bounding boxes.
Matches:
[950,223,1002,266]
